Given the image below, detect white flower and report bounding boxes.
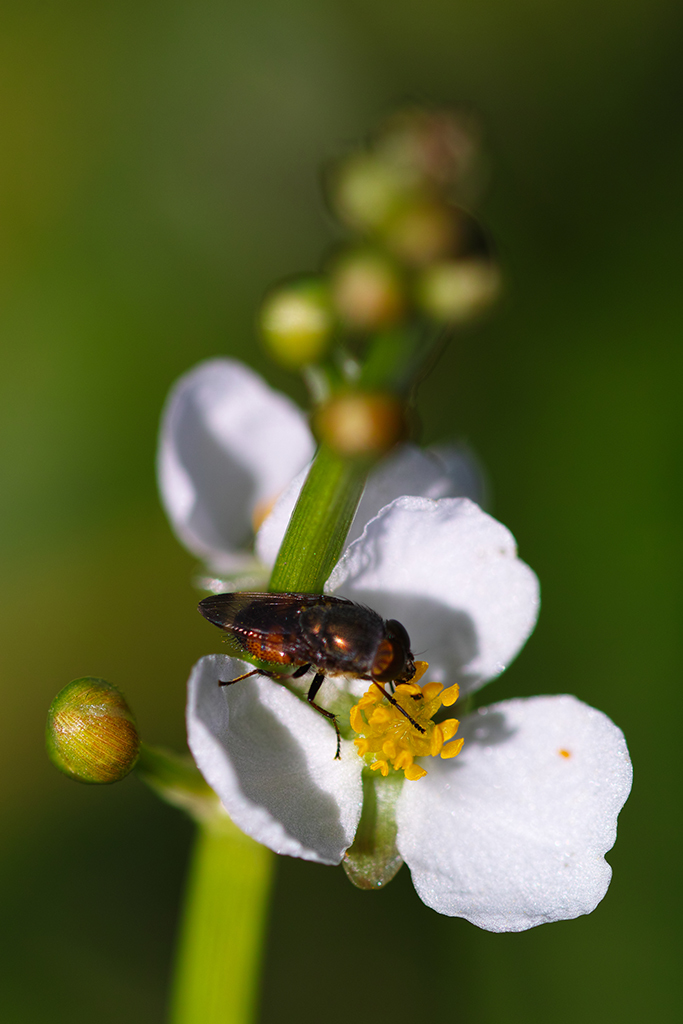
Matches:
[159,358,632,931]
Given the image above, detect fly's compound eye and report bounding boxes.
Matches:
[386,618,410,650]
[371,639,405,682]
[373,619,416,683]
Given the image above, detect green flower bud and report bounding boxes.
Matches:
[417,258,501,323]
[313,392,407,457]
[329,249,405,331]
[259,279,333,368]
[46,677,140,784]
[327,152,417,233]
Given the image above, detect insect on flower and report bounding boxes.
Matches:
[198,591,423,758]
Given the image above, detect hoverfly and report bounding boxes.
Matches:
[198,591,423,758]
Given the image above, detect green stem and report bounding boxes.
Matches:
[170,824,274,1024]
[268,442,369,593]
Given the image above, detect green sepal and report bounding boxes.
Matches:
[343,770,404,889]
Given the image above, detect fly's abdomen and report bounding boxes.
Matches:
[239,628,298,665]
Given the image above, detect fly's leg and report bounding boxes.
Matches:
[218,669,261,686]
[372,682,425,733]
[220,664,311,687]
[387,679,422,704]
[307,672,341,760]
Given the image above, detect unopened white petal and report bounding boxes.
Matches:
[328,496,539,692]
[186,655,362,863]
[397,695,632,931]
[256,442,483,569]
[158,359,314,569]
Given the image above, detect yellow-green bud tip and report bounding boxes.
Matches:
[417,258,501,323]
[259,279,333,369]
[327,152,417,232]
[46,677,140,784]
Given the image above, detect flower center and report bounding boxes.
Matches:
[349,663,463,781]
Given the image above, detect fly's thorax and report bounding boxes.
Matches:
[298,601,387,676]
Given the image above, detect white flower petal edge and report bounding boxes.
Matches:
[328,496,540,694]
[397,695,633,931]
[256,442,485,569]
[158,359,314,570]
[186,655,362,864]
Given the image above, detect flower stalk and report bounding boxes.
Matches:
[267,442,370,593]
[170,823,274,1024]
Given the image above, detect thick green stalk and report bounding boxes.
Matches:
[268,441,369,593]
[170,824,274,1024]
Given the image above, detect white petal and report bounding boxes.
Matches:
[158,359,314,569]
[255,442,483,569]
[353,443,486,544]
[396,695,632,931]
[328,496,539,693]
[428,442,488,508]
[186,655,362,863]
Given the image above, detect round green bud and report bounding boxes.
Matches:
[329,249,405,331]
[259,279,334,369]
[46,677,140,784]
[328,152,417,233]
[417,258,501,323]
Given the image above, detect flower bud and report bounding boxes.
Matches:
[376,107,480,193]
[259,279,333,368]
[329,249,405,331]
[327,152,417,232]
[46,677,140,784]
[314,392,407,457]
[417,258,501,323]
[381,200,460,266]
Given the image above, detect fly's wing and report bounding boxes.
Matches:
[198,592,351,628]
[197,592,354,669]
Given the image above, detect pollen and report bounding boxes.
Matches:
[349,672,463,781]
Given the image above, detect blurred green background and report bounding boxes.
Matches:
[1,0,681,1020]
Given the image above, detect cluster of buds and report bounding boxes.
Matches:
[258,108,500,458]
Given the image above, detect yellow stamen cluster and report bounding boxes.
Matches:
[350,665,463,781]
